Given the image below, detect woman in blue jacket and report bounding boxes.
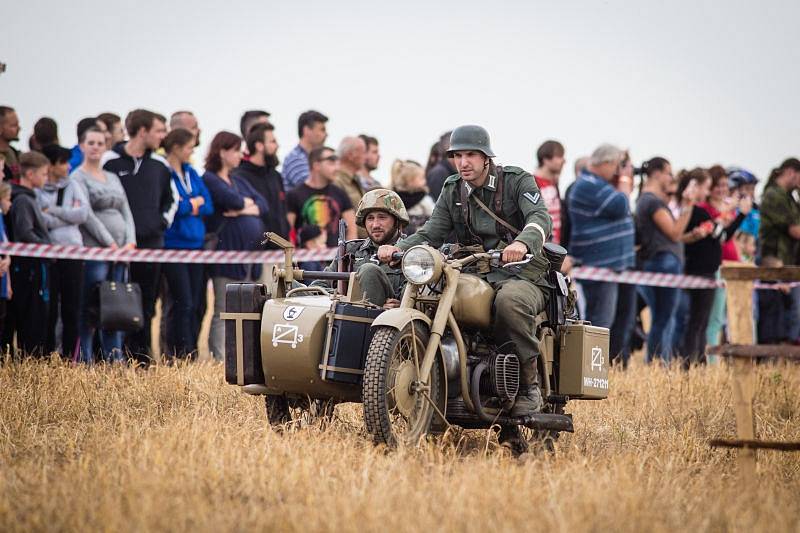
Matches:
[163,128,213,359]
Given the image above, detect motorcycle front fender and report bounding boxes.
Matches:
[370,308,432,332]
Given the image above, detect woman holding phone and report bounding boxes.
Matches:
[677,168,750,368]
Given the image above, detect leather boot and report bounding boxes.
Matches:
[510,384,543,417]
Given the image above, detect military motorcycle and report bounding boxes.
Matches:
[223,234,609,451]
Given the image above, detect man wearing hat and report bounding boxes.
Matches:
[377,125,553,417]
[317,188,409,309]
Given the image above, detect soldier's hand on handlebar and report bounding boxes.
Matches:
[501,241,529,263]
[378,245,402,264]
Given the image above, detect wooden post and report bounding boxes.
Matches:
[723,276,757,482]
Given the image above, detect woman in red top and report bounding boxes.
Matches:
[703,166,752,350]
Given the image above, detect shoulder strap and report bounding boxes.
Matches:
[56,186,66,207]
[471,166,520,241]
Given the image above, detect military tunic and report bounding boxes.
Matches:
[395,165,554,385]
[317,236,406,306]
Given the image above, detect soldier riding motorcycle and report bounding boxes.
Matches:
[378,125,553,419]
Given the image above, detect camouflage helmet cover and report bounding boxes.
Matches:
[355,188,410,228]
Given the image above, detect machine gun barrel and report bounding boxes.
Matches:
[300,271,351,281]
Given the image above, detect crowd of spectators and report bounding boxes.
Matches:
[0,103,796,367]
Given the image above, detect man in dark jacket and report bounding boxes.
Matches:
[6,152,52,356]
[102,109,174,363]
[425,130,456,201]
[232,123,290,246]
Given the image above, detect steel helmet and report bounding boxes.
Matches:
[355,188,410,228]
[446,125,496,158]
[727,166,758,189]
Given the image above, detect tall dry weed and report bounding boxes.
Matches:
[0,358,798,532]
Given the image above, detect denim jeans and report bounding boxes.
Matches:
[79,261,126,363]
[163,262,204,358]
[579,279,637,366]
[639,252,681,364]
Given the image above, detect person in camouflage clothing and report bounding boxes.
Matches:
[378,125,553,417]
[317,188,409,308]
[759,158,800,340]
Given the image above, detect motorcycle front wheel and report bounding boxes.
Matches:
[363,323,442,446]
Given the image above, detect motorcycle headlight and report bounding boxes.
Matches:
[402,245,442,285]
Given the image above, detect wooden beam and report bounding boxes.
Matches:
[724,278,757,481]
[707,344,800,360]
[710,439,800,451]
[721,265,800,281]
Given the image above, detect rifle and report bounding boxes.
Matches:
[336,218,348,295]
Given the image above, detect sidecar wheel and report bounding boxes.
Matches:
[363,324,442,446]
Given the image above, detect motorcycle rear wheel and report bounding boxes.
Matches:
[363,324,442,446]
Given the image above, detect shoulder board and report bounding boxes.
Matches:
[346,239,367,253]
[442,173,462,186]
[500,165,527,176]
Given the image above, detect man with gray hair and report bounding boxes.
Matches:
[566,143,636,365]
[169,111,200,146]
[334,136,368,237]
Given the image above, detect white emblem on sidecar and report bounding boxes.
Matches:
[283,306,304,321]
[591,346,604,372]
[272,324,304,348]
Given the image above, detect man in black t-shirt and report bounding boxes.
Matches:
[287,146,357,246]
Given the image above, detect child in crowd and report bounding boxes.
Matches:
[0,182,11,347]
[756,256,792,345]
[6,152,52,356]
[37,144,89,358]
[389,159,434,235]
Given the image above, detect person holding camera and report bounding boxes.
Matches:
[635,157,693,364]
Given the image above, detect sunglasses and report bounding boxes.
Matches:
[318,155,338,163]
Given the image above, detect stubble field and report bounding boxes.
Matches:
[1,358,799,533]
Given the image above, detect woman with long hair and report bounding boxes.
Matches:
[202,131,268,362]
[162,128,213,360]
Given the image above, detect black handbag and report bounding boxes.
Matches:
[97,266,144,332]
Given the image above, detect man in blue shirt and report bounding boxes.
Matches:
[282,110,328,191]
[568,143,636,366]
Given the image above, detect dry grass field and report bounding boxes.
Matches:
[1,358,799,533]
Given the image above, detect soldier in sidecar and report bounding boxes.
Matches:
[221,190,410,424]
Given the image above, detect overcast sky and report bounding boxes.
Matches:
[3,0,798,192]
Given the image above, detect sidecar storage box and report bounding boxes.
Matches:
[224,283,269,386]
[321,303,384,385]
[557,323,610,399]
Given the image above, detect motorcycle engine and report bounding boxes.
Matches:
[479,353,520,403]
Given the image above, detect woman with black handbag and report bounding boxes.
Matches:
[203,131,267,362]
[72,127,136,362]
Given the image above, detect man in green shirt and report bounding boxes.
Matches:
[378,125,553,417]
[760,159,800,266]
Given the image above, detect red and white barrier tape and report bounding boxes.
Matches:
[570,266,723,289]
[0,242,795,290]
[0,242,337,264]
